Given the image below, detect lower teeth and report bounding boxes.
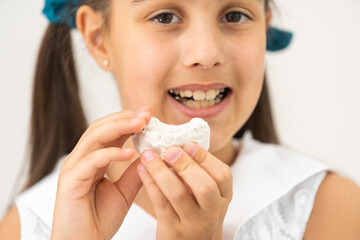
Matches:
[182,97,222,109]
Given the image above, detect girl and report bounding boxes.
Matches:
[1,0,360,239]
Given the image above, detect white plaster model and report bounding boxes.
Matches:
[132,117,210,158]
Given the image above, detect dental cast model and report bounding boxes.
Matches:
[132,117,210,158]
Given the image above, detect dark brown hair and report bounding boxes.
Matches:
[23,0,278,191]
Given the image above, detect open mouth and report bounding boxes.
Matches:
[168,87,232,109]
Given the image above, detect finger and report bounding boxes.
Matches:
[113,159,143,211]
[137,162,178,222]
[183,143,233,199]
[139,150,197,220]
[163,147,220,210]
[85,109,152,148]
[90,108,152,150]
[88,110,137,130]
[61,147,134,199]
[88,106,152,130]
[69,116,148,164]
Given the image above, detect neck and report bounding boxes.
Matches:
[212,139,239,167]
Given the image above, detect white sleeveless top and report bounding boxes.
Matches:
[15,131,332,240]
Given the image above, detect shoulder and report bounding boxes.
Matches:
[303,172,360,239]
[0,207,20,240]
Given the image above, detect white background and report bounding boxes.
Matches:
[0,0,359,218]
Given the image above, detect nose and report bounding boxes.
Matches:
[181,24,225,70]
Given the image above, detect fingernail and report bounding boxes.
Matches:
[136,106,149,113]
[131,117,142,123]
[137,111,149,118]
[184,144,198,157]
[164,148,182,163]
[142,150,155,162]
[123,148,133,153]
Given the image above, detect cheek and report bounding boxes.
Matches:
[110,31,176,109]
[229,32,266,81]
[229,31,266,101]
[235,36,265,118]
[214,32,265,141]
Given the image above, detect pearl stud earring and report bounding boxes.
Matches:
[103,60,109,67]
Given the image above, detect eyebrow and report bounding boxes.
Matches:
[132,0,159,3]
[131,0,148,3]
[131,0,261,4]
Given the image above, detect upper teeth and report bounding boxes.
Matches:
[171,89,222,101]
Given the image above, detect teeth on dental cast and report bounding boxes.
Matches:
[168,88,229,108]
[132,117,210,158]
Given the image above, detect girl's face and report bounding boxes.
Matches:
[104,0,270,152]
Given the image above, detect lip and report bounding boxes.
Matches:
[167,89,232,119]
[169,83,230,92]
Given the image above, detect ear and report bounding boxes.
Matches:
[76,6,111,71]
[265,8,272,30]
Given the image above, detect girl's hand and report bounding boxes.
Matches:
[137,143,233,240]
[51,107,152,240]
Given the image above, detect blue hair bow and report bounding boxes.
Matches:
[266,27,293,51]
[43,0,82,29]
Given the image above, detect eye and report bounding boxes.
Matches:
[221,11,249,23]
[150,12,181,24]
